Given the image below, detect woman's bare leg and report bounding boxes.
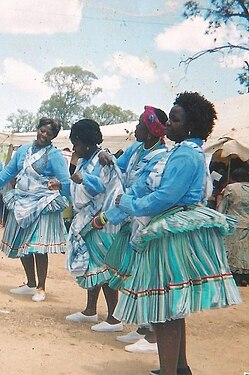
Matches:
[35,253,48,290]
[102,283,120,324]
[83,286,101,316]
[177,319,189,369]
[20,254,36,287]
[153,319,182,375]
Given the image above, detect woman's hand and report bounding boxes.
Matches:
[71,172,83,184]
[48,179,61,190]
[115,194,123,207]
[98,151,113,166]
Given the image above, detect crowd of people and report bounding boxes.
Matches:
[0,91,244,375]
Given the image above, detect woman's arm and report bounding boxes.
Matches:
[50,149,71,196]
[0,147,24,188]
[118,149,204,217]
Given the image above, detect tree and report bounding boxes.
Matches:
[39,66,102,129]
[182,1,249,92]
[5,109,39,133]
[83,103,138,126]
[237,61,249,92]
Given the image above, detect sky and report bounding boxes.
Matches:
[0,0,248,130]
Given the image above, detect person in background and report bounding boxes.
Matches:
[217,167,249,286]
[95,92,241,375]
[66,119,124,332]
[96,105,168,351]
[0,159,4,226]
[0,117,70,302]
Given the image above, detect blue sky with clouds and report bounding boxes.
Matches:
[0,0,248,130]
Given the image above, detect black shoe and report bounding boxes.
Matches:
[149,366,192,375]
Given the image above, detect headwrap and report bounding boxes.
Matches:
[142,106,166,137]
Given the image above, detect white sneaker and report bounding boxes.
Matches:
[66,312,98,322]
[10,284,36,295]
[91,321,124,332]
[125,338,158,354]
[32,289,46,302]
[116,330,145,343]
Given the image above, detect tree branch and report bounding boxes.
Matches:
[180,43,249,71]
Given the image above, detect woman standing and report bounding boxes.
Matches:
[66,119,124,332]
[97,106,168,348]
[217,167,249,286]
[0,117,70,302]
[97,92,241,374]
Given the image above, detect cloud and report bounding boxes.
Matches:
[163,73,170,83]
[164,0,186,12]
[96,74,123,92]
[155,17,212,53]
[104,52,157,83]
[0,0,84,34]
[0,58,52,98]
[155,17,249,54]
[92,74,123,103]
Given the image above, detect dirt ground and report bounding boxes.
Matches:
[0,227,248,375]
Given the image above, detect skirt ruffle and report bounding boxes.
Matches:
[132,205,237,252]
[1,210,67,258]
[76,230,114,289]
[113,207,241,325]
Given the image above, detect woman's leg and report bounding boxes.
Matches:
[177,319,189,370]
[153,319,182,375]
[35,253,48,290]
[102,283,120,324]
[83,286,101,316]
[20,254,36,287]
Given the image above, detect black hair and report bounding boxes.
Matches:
[154,108,168,125]
[70,119,103,146]
[174,92,217,141]
[37,117,61,138]
[231,168,249,182]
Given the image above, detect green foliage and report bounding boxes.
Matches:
[184,1,249,30]
[4,65,138,133]
[237,63,249,93]
[83,103,138,126]
[39,66,102,129]
[5,110,39,133]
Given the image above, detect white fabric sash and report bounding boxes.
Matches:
[67,152,124,276]
[5,145,64,228]
[125,145,166,189]
[130,140,212,247]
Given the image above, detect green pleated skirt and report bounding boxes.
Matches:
[1,210,67,258]
[76,229,114,289]
[113,206,241,325]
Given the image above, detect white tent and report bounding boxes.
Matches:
[203,93,249,162]
[0,121,136,153]
[0,93,248,160]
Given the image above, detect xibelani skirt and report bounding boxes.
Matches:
[111,205,241,325]
[1,191,69,258]
[76,225,115,290]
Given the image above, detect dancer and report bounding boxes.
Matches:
[96,92,241,374]
[0,117,70,302]
[97,106,168,351]
[66,119,124,332]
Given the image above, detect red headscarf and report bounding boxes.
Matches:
[142,106,166,137]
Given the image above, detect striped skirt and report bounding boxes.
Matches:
[1,210,67,258]
[76,229,115,289]
[113,206,242,325]
[105,221,135,290]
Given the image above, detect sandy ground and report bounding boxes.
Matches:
[0,227,248,375]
